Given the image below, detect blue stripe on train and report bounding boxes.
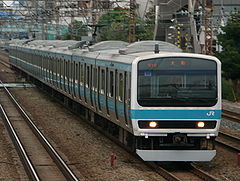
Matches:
[131,110,221,119]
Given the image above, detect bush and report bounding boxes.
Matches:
[222,78,234,101]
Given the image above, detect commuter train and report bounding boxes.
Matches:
[7,40,221,161]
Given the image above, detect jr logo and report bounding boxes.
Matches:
[206,111,215,116]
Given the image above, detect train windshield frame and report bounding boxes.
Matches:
[137,57,218,107]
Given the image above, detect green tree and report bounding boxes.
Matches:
[62,20,88,41]
[215,11,240,101]
[97,7,129,41]
[136,6,155,41]
[97,7,154,42]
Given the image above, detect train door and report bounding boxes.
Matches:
[39,54,41,77]
[64,60,67,92]
[90,65,97,111]
[52,58,55,86]
[47,56,50,83]
[70,61,74,96]
[98,67,107,115]
[79,62,85,102]
[116,71,125,123]
[44,56,47,82]
[83,63,88,104]
[74,61,79,99]
[67,60,71,95]
[89,65,93,108]
[55,58,58,87]
[96,66,101,112]
[52,58,54,86]
[67,60,70,94]
[49,56,53,85]
[52,57,55,85]
[85,64,92,107]
[42,55,46,81]
[54,58,58,87]
[56,58,60,89]
[124,72,132,127]
[72,61,76,98]
[49,56,53,84]
[106,68,117,120]
[39,54,43,78]
[59,58,63,90]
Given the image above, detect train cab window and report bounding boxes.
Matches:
[137,57,217,107]
[109,71,114,98]
[119,73,124,102]
[100,69,105,94]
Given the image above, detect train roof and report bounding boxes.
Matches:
[9,40,181,54]
[88,41,129,52]
[119,41,182,55]
[8,40,220,65]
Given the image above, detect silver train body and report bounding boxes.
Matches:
[7,40,221,161]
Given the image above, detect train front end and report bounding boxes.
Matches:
[131,53,221,161]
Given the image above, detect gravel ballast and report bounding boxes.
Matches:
[11,88,165,181]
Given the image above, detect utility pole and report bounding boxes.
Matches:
[55,1,60,39]
[153,0,160,40]
[204,0,213,55]
[188,0,201,53]
[128,0,136,43]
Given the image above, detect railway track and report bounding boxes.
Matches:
[148,162,218,181]
[0,51,10,68]
[216,131,240,152]
[0,80,80,181]
[222,109,240,124]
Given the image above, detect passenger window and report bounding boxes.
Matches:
[119,73,124,102]
[109,71,114,97]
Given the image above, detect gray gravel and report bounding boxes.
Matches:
[223,99,240,114]
[222,99,240,131]
[221,119,240,130]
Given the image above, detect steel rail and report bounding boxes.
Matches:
[0,80,79,181]
[222,109,240,124]
[189,164,219,181]
[147,162,182,181]
[216,132,240,152]
[219,132,240,142]
[0,104,40,181]
[0,53,10,68]
[148,162,219,181]
[0,59,10,68]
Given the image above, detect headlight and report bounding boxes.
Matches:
[197,121,205,128]
[149,121,157,128]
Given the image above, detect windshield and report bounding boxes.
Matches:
[137,57,217,107]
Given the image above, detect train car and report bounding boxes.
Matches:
[7,40,221,161]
